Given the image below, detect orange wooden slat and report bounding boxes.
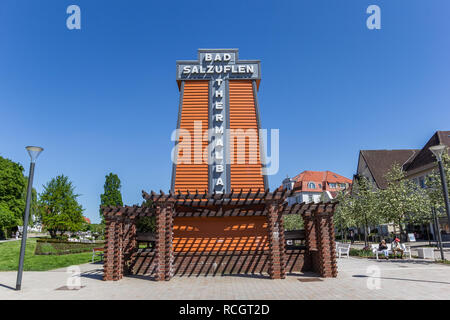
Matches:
[174,81,209,193]
[229,80,264,191]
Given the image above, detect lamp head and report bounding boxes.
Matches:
[429,144,446,162]
[26,146,43,163]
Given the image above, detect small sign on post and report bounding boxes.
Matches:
[407,233,416,242]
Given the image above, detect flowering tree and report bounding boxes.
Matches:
[426,149,450,218]
[378,164,430,239]
[333,190,356,241]
[351,176,382,246]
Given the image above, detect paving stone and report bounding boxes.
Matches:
[0,257,449,299]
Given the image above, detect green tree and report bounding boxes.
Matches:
[23,179,38,227]
[426,149,450,215]
[351,176,382,246]
[100,173,123,223]
[379,164,430,239]
[88,223,105,240]
[334,190,356,241]
[284,214,304,231]
[135,199,156,233]
[0,156,27,236]
[38,175,85,238]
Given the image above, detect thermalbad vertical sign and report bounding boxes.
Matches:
[176,49,261,194]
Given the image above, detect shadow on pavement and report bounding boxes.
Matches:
[80,269,103,281]
[369,259,438,266]
[125,274,156,281]
[352,274,450,285]
[0,283,16,291]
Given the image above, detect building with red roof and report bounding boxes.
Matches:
[281,170,352,205]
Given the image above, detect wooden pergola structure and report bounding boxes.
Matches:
[102,188,338,281]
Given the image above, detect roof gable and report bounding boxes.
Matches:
[360,149,418,189]
[290,170,352,191]
[404,131,450,172]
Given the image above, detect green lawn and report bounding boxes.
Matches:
[0,238,102,271]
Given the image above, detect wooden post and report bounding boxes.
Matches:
[113,219,124,280]
[165,202,174,280]
[312,208,338,278]
[155,202,167,281]
[267,202,282,279]
[103,217,115,281]
[103,214,124,281]
[122,217,137,275]
[277,212,286,279]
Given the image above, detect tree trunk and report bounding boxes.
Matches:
[363,225,368,247]
[399,219,404,242]
[49,229,56,238]
[363,212,369,247]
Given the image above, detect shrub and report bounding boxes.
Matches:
[136,216,155,233]
[349,248,373,258]
[35,238,104,255]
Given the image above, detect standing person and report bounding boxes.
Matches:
[349,229,355,244]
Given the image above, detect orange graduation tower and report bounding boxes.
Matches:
[102,49,339,281]
[172,49,268,194]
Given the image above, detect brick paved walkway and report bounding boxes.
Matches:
[0,257,449,299]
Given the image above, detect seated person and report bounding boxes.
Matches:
[391,237,403,258]
[378,240,389,259]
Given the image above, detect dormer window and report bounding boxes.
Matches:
[308,182,316,189]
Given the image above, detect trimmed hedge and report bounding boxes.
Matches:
[349,248,374,258]
[35,238,104,255]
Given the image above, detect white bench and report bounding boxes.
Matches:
[336,242,351,258]
[371,244,391,259]
[400,243,412,259]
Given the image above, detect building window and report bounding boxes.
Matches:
[329,183,336,188]
[308,182,316,189]
[308,195,314,203]
[340,183,346,189]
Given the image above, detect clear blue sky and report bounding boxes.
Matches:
[1,1,449,223]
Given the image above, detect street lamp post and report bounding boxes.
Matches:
[429,145,450,236]
[432,207,445,261]
[16,146,43,291]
